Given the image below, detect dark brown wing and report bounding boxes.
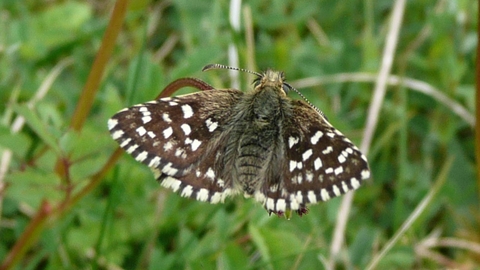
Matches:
[256,100,370,214]
[108,89,244,203]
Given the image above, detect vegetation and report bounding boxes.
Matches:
[0,0,477,269]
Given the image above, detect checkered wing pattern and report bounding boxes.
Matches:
[254,99,370,215]
[108,89,244,203]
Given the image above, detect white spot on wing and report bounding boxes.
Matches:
[302,149,313,161]
[206,167,215,180]
[135,151,148,162]
[266,198,275,211]
[320,189,330,201]
[126,144,138,154]
[163,127,173,138]
[147,131,156,138]
[163,141,173,151]
[174,148,185,157]
[290,199,299,210]
[181,104,194,118]
[276,199,286,212]
[314,157,323,170]
[142,116,152,123]
[305,171,313,182]
[254,192,266,204]
[206,118,218,132]
[308,191,317,203]
[107,119,118,130]
[269,184,279,192]
[334,166,344,175]
[322,146,333,154]
[162,162,178,175]
[210,192,222,204]
[197,188,209,201]
[332,185,341,196]
[341,181,349,192]
[161,176,181,192]
[149,156,161,167]
[351,178,361,189]
[181,123,192,135]
[120,138,131,147]
[181,185,193,197]
[289,161,297,172]
[191,139,202,151]
[311,131,323,144]
[361,169,370,179]
[136,126,147,136]
[325,167,334,174]
[295,191,303,204]
[163,113,172,123]
[111,130,124,140]
[334,129,344,136]
[288,137,299,148]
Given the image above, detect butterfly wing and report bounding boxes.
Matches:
[108,89,244,202]
[257,99,370,214]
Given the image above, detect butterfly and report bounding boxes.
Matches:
[108,64,370,219]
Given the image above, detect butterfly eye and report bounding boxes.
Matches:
[282,83,292,94]
[253,77,262,87]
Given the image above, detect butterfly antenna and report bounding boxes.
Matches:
[284,82,326,118]
[202,64,262,77]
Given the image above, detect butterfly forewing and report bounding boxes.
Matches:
[108,90,243,188]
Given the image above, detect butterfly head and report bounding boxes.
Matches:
[202,64,293,95]
[254,70,293,96]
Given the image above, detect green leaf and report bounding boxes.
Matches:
[6,170,62,208]
[219,242,250,270]
[248,223,273,270]
[13,103,61,154]
[0,124,31,158]
[19,2,92,60]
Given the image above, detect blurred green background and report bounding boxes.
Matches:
[0,0,477,269]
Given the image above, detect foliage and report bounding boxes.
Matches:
[0,0,477,269]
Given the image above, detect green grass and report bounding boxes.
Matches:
[0,0,478,269]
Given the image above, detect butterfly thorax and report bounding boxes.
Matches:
[217,80,293,196]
